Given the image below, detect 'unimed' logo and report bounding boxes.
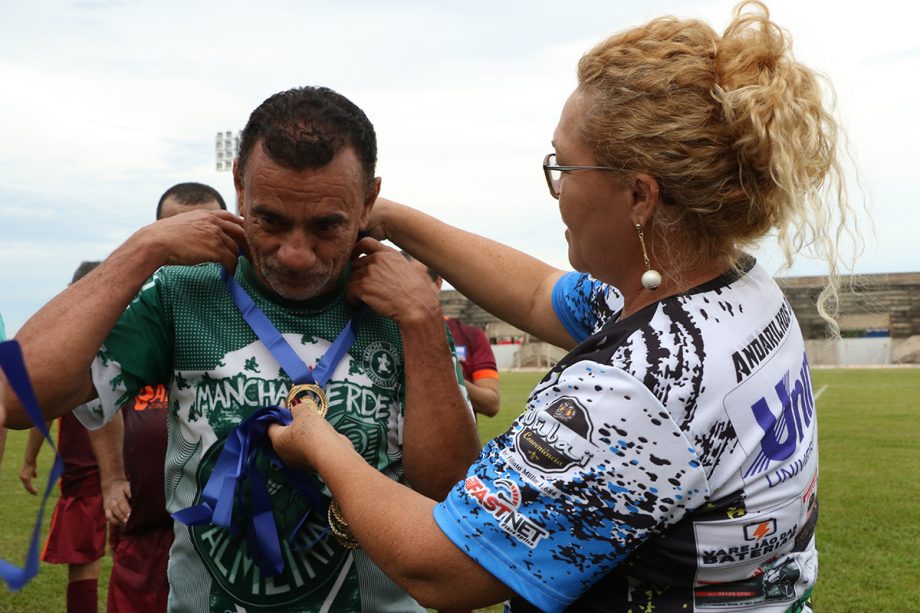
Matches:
[744,353,815,479]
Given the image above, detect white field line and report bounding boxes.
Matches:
[813,384,828,402]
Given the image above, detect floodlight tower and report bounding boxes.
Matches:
[215,130,240,171]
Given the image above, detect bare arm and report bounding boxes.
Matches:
[87,411,131,526]
[369,198,576,349]
[5,210,246,429]
[19,422,51,495]
[466,377,501,418]
[268,409,513,610]
[348,238,481,499]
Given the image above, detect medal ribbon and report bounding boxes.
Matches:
[0,341,65,592]
[173,267,367,576]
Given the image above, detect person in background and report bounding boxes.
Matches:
[19,261,104,613]
[0,312,6,466]
[266,2,858,611]
[0,312,6,462]
[88,182,226,613]
[401,252,500,418]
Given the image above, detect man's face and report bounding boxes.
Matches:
[159,196,223,220]
[234,141,379,301]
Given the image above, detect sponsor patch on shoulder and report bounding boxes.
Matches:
[464,476,548,548]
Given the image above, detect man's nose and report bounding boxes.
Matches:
[276,234,318,271]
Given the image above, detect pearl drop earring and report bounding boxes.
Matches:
[635,224,662,290]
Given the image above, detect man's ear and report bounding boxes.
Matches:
[233,158,246,216]
[630,173,660,226]
[360,177,382,228]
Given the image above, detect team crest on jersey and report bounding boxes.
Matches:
[516,395,595,473]
[362,341,399,389]
[464,476,547,548]
[189,441,349,607]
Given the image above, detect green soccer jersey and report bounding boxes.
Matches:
[76,259,436,612]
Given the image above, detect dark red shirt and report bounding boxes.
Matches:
[121,384,171,534]
[444,317,498,383]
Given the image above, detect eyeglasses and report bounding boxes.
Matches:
[542,153,617,199]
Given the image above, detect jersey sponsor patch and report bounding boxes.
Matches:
[693,496,802,582]
[516,396,595,473]
[724,351,817,490]
[463,475,548,548]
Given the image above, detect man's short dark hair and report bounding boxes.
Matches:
[156,182,227,220]
[237,86,377,191]
[71,261,101,284]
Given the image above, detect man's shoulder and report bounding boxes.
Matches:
[155,262,223,286]
[149,263,225,302]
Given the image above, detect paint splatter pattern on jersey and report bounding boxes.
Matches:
[435,261,819,612]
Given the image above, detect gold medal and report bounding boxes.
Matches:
[286,383,329,418]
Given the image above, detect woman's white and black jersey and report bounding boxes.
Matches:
[434,259,819,612]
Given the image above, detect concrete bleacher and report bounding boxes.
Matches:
[439,272,920,367]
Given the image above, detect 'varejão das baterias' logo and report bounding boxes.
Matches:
[516,396,594,472]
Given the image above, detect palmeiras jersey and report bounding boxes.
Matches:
[76,259,435,612]
[434,259,818,612]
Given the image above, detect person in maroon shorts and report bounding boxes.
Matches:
[19,260,107,613]
[92,384,173,613]
[87,182,226,612]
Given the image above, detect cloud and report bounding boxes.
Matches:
[0,0,916,336]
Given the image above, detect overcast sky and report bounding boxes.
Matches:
[1,0,916,335]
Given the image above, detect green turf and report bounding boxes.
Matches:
[1,368,917,612]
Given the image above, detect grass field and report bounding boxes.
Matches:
[1,368,917,612]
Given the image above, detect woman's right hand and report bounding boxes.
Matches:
[268,401,354,471]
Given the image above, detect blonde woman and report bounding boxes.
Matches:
[270,3,855,611]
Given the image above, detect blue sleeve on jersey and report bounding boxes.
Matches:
[551,272,623,343]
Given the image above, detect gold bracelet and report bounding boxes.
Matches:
[327,499,360,549]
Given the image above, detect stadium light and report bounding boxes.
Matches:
[215,130,240,172]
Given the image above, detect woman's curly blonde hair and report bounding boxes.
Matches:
[577,1,859,333]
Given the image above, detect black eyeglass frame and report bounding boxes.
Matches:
[542,153,618,199]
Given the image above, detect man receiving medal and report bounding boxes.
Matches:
[3,86,481,612]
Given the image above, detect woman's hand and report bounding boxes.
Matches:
[363,197,402,242]
[267,400,354,471]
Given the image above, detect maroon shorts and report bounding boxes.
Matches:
[41,494,107,565]
[107,524,173,613]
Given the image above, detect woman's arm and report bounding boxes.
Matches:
[369,198,577,350]
[268,406,514,610]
